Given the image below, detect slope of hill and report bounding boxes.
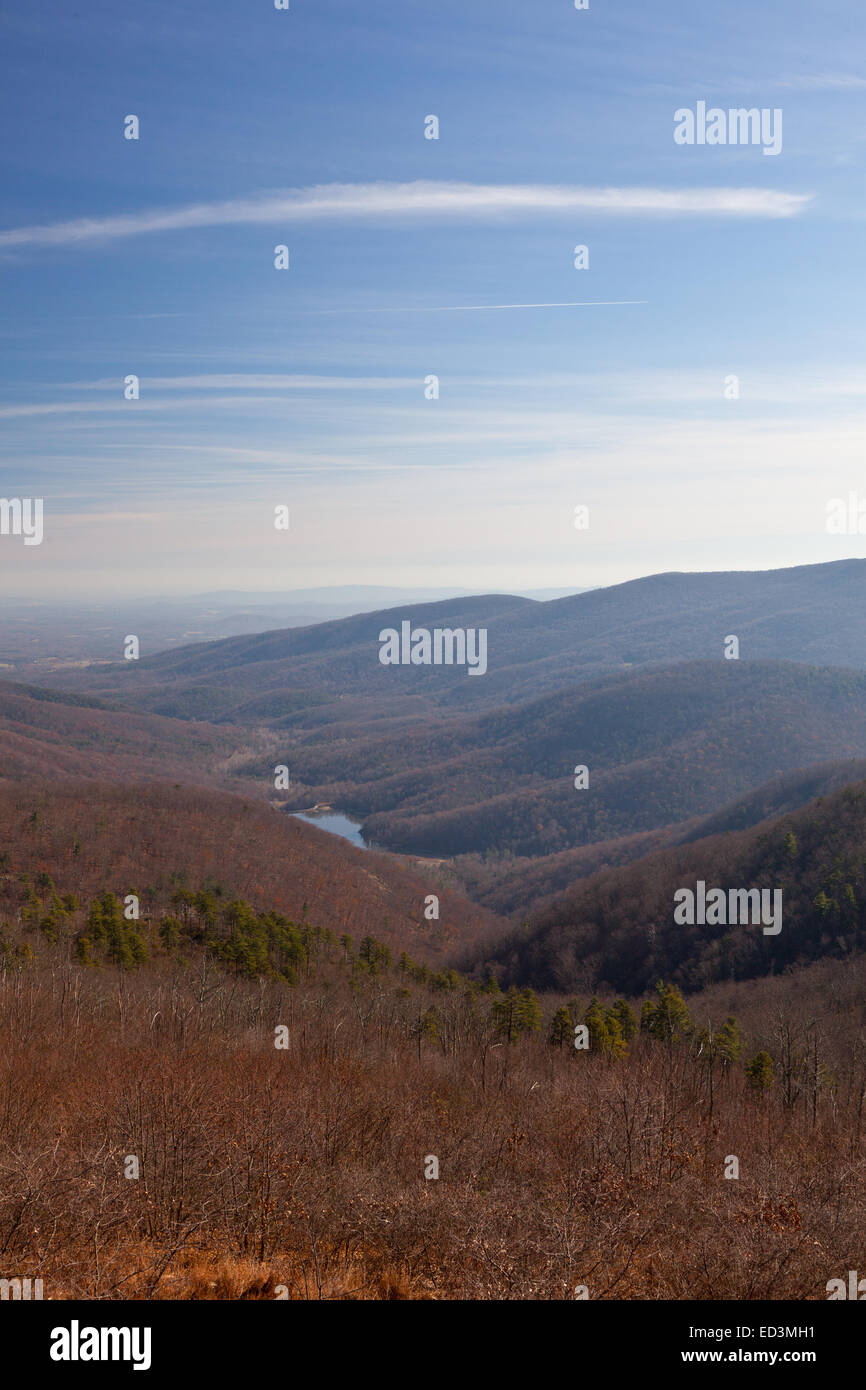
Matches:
[12,654,866,935]
[45,593,529,720]
[37,559,866,717]
[0,678,267,788]
[275,661,866,858]
[0,781,503,965]
[674,755,866,843]
[468,776,866,995]
[0,587,532,674]
[4,877,865,1302]
[454,756,866,916]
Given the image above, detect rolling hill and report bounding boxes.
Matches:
[0,780,504,966]
[0,678,266,789]
[273,661,866,858]
[35,559,866,718]
[468,774,866,995]
[456,755,866,916]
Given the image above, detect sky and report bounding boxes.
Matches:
[2,0,866,598]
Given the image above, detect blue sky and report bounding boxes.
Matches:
[2,0,866,597]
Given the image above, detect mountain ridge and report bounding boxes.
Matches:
[33,559,866,720]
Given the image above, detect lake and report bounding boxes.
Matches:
[291,810,371,851]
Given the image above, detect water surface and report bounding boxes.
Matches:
[292,810,370,850]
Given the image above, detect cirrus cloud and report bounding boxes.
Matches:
[0,180,813,251]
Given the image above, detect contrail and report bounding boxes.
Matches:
[308,300,648,314]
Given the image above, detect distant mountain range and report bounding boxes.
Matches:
[36,559,866,722]
[0,585,588,674]
[23,557,866,941]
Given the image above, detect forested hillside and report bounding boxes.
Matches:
[0,678,266,791]
[277,662,866,858]
[37,559,866,715]
[471,776,866,995]
[454,756,866,917]
[0,782,503,965]
[2,849,865,1301]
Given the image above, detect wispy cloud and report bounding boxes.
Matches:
[67,374,419,391]
[310,300,648,313]
[776,74,866,90]
[0,181,812,250]
[0,397,308,419]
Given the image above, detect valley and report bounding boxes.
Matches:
[5,559,866,1304]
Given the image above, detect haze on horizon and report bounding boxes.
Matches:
[3,559,865,611]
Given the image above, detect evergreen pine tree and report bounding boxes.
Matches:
[548,1005,573,1048]
[746,1050,775,1091]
